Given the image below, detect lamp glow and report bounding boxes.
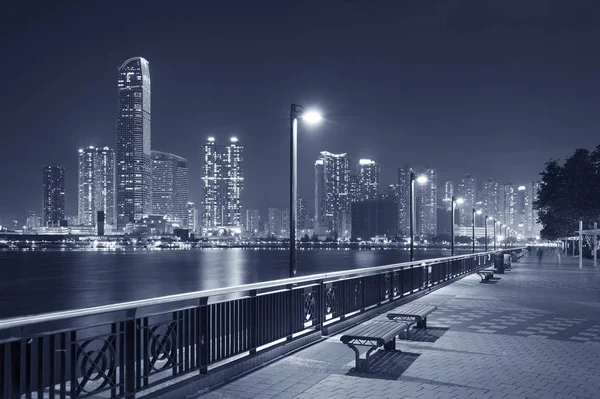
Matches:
[301,110,323,125]
[455,198,464,205]
[416,175,428,184]
[476,209,483,215]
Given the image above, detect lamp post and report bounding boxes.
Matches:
[451,196,464,256]
[485,216,491,252]
[409,172,428,261]
[472,208,482,253]
[504,226,508,249]
[289,104,322,277]
[493,220,497,250]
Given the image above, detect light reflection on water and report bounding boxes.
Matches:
[0,248,470,319]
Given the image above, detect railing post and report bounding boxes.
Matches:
[318,279,325,332]
[124,309,137,399]
[248,290,258,355]
[287,284,295,342]
[198,298,209,374]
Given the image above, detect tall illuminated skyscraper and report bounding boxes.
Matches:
[457,174,476,226]
[78,147,96,226]
[482,178,500,221]
[43,165,65,226]
[116,57,151,229]
[200,137,244,233]
[77,146,115,227]
[416,166,437,236]
[396,165,412,235]
[358,159,379,200]
[314,151,350,237]
[245,209,260,237]
[151,151,189,223]
[223,137,244,227]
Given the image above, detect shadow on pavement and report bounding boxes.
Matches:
[407,326,449,343]
[346,351,420,380]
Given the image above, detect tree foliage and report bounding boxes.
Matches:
[534,146,600,240]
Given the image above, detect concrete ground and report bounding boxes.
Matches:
[192,250,600,399]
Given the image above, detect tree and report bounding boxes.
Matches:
[300,234,310,243]
[534,146,600,240]
[455,236,472,244]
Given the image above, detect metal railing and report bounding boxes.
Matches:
[0,249,520,398]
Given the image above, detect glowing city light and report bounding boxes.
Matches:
[416,175,428,184]
[475,209,483,215]
[455,197,464,205]
[207,137,215,142]
[230,137,239,143]
[301,110,323,125]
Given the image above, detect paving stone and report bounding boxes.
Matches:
[192,254,600,399]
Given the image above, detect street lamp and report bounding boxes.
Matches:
[472,208,482,253]
[493,219,497,250]
[409,172,428,261]
[451,196,464,256]
[290,104,322,277]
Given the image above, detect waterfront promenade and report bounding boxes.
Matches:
[192,251,600,399]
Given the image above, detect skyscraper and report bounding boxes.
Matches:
[297,196,308,230]
[457,174,476,226]
[358,159,379,200]
[186,202,199,234]
[151,151,189,224]
[397,165,412,235]
[116,57,151,229]
[43,165,65,226]
[223,137,244,227]
[482,178,500,221]
[416,166,437,236]
[77,146,116,227]
[200,137,244,233]
[78,147,96,226]
[314,151,350,237]
[348,175,360,204]
[268,208,283,237]
[245,209,260,237]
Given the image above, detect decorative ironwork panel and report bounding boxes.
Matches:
[364,275,381,307]
[392,271,403,298]
[344,278,363,314]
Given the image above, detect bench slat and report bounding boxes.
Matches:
[340,321,408,345]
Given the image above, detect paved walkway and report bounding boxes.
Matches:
[193,251,600,399]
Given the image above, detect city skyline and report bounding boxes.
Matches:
[2,2,597,224]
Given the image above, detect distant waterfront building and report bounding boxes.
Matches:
[26,211,42,230]
[186,202,199,233]
[200,137,244,234]
[281,208,290,237]
[77,146,116,227]
[416,166,437,236]
[482,178,500,220]
[116,57,152,229]
[502,183,517,230]
[268,208,283,237]
[443,181,454,204]
[397,165,411,236]
[297,196,308,230]
[358,159,379,200]
[348,175,360,204]
[457,174,476,226]
[245,209,260,237]
[314,151,350,237]
[351,198,398,241]
[43,165,65,226]
[223,137,244,227]
[151,151,189,224]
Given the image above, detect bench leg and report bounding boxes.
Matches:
[416,318,427,329]
[348,344,377,372]
[384,338,395,351]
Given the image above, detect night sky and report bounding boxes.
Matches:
[2,0,600,223]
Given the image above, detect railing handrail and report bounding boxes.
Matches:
[0,248,521,330]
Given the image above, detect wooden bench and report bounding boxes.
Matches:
[386,304,437,335]
[340,321,409,371]
[477,269,495,282]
